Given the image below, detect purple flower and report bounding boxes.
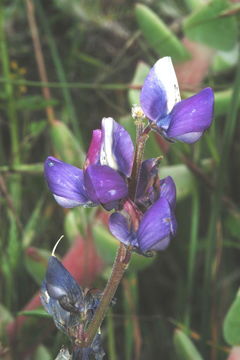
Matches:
[136,158,176,210]
[109,176,177,253]
[44,118,134,209]
[41,255,105,359]
[140,57,214,144]
[85,117,134,177]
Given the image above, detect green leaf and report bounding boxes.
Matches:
[28,120,47,138]
[93,225,154,272]
[184,0,238,51]
[160,159,213,200]
[160,164,195,200]
[223,289,240,345]
[50,120,85,166]
[18,308,51,318]
[173,329,203,360]
[212,45,239,73]
[34,345,52,360]
[225,212,240,239]
[135,4,189,62]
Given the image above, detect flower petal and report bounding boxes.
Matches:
[45,256,83,306]
[166,87,214,143]
[109,212,136,246]
[160,176,176,209]
[100,118,134,177]
[140,57,181,122]
[84,165,128,204]
[85,129,102,168]
[44,157,92,208]
[136,159,159,196]
[137,197,176,252]
[136,158,160,208]
[41,280,71,334]
[150,236,171,251]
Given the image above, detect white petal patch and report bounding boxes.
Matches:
[43,290,50,303]
[53,194,84,208]
[154,57,181,114]
[100,118,118,170]
[173,131,203,143]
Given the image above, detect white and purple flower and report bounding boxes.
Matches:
[140,57,214,143]
[109,176,177,253]
[44,118,134,209]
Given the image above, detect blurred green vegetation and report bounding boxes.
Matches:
[1,0,240,359]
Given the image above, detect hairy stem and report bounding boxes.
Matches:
[83,243,131,347]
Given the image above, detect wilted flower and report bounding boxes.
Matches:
[140,57,214,143]
[41,252,105,360]
[44,118,134,210]
[109,176,177,254]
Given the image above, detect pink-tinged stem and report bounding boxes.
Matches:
[83,243,131,347]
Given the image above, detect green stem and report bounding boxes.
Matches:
[0,163,43,173]
[0,77,131,90]
[83,243,131,347]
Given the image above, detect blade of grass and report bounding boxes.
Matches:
[123,273,142,360]
[36,2,84,146]
[106,309,117,360]
[22,195,45,249]
[184,187,200,328]
[0,77,131,90]
[0,163,43,173]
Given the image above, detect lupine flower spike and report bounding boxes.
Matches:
[140,57,214,143]
[43,56,214,359]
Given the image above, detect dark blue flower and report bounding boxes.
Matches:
[41,255,105,360]
[140,57,214,143]
[109,176,177,253]
[44,118,134,209]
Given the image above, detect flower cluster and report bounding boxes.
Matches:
[44,57,214,254]
[44,115,178,253]
[42,56,214,358]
